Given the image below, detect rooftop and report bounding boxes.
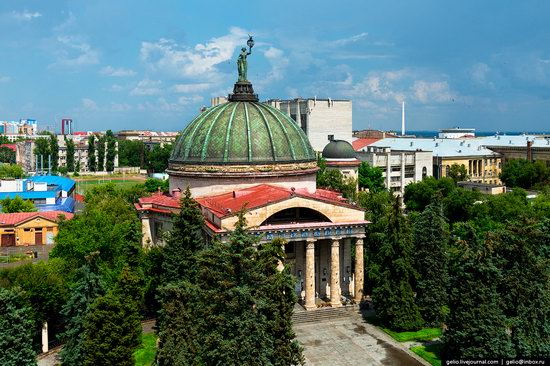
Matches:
[0,211,73,226]
[369,137,500,157]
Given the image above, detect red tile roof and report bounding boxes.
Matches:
[1,144,16,152]
[196,184,352,218]
[352,138,380,151]
[0,211,74,226]
[136,185,360,220]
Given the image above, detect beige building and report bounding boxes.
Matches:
[117,130,178,148]
[265,98,353,152]
[369,138,503,185]
[0,211,73,247]
[136,73,368,309]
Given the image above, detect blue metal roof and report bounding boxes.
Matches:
[0,191,59,200]
[30,175,76,193]
[36,197,75,213]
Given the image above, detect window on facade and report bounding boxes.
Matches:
[391,166,401,172]
[445,165,450,176]
[391,176,401,182]
[33,199,46,204]
[405,165,415,178]
[285,242,295,255]
[422,167,428,179]
[290,114,296,121]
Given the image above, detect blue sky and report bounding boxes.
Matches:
[1,1,550,133]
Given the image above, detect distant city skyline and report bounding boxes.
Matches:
[1,1,550,133]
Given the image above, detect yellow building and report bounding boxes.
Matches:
[435,155,502,185]
[0,211,73,247]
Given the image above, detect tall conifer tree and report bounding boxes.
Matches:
[372,196,423,331]
[87,135,96,172]
[413,197,449,326]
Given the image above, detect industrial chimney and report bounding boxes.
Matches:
[401,101,405,136]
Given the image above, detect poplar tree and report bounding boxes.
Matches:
[96,136,105,172]
[65,137,75,172]
[413,198,449,326]
[49,133,59,172]
[371,196,423,331]
[0,287,36,366]
[87,135,96,172]
[105,130,116,172]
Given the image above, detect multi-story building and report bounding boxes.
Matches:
[438,127,475,139]
[368,138,502,185]
[0,119,38,141]
[480,134,550,165]
[16,134,119,173]
[117,130,178,148]
[265,98,353,152]
[354,144,433,194]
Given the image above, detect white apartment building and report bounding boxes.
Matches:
[355,145,433,194]
[265,98,353,152]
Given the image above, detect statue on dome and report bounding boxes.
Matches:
[237,35,254,82]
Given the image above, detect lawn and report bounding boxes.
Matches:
[410,343,443,366]
[134,333,157,366]
[0,253,32,263]
[75,179,143,195]
[382,327,442,342]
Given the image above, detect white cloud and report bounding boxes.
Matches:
[0,76,10,83]
[10,11,42,21]
[110,103,133,112]
[171,83,210,93]
[131,79,162,96]
[261,46,289,83]
[411,80,454,103]
[140,27,249,80]
[100,66,136,77]
[54,35,99,67]
[81,98,98,110]
[329,32,368,47]
[108,84,125,92]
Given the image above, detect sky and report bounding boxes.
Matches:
[1,1,550,133]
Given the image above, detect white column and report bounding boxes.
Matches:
[330,238,342,307]
[354,236,365,302]
[41,321,48,353]
[305,239,316,310]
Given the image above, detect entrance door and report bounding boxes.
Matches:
[2,234,15,247]
[35,230,43,245]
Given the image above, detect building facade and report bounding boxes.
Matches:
[0,211,73,247]
[136,65,368,310]
[265,98,353,152]
[355,145,433,194]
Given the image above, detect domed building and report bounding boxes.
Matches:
[168,88,318,197]
[136,39,368,310]
[321,139,360,183]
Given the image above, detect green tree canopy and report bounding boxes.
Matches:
[105,130,117,172]
[1,196,36,213]
[146,144,172,173]
[117,140,145,167]
[96,136,106,171]
[413,197,449,326]
[371,196,424,331]
[0,146,16,164]
[0,163,25,179]
[358,161,385,192]
[403,177,455,212]
[87,135,96,172]
[447,163,468,183]
[155,211,304,365]
[49,134,59,172]
[500,159,550,189]
[65,137,75,172]
[82,267,142,366]
[0,287,37,366]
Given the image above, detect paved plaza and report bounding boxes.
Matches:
[294,312,427,366]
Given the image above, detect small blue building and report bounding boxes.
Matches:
[0,175,75,213]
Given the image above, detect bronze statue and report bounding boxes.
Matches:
[237,36,254,82]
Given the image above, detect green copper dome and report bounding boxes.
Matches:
[170,101,316,165]
[322,140,356,159]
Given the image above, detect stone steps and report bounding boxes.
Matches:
[292,305,359,324]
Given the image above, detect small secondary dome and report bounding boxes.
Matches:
[322,140,356,160]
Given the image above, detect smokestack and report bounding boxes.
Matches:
[401,101,405,136]
[527,140,533,161]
